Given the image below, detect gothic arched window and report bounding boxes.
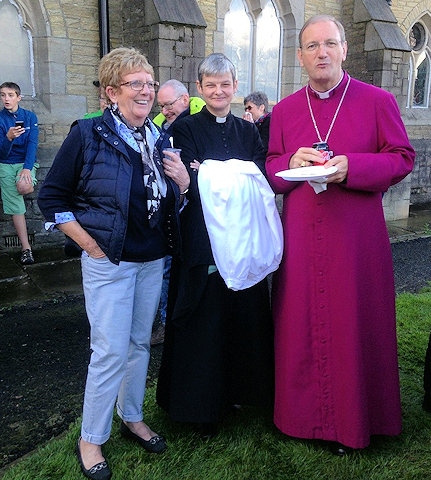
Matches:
[224,0,281,103]
[224,0,252,98]
[0,1,34,96]
[255,0,281,100]
[408,21,430,108]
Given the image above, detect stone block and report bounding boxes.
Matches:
[192,28,206,57]
[156,39,176,65]
[366,50,383,70]
[383,174,412,221]
[155,23,182,41]
[36,63,67,96]
[43,37,72,65]
[47,95,87,123]
[182,57,203,82]
[213,31,224,52]
[175,39,193,57]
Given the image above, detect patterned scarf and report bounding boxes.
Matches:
[110,104,166,228]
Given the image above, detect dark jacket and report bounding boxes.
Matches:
[255,112,271,154]
[38,109,181,264]
[0,106,39,169]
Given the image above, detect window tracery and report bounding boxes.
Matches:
[408,20,430,108]
[0,0,34,96]
[224,0,281,103]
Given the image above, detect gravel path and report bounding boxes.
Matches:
[392,237,431,293]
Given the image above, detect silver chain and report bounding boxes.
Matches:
[305,75,351,144]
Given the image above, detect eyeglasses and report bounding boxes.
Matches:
[158,95,183,111]
[244,105,253,111]
[120,80,159,92]
[302,40,342,53]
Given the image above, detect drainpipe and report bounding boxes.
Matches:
[98,0,110,57]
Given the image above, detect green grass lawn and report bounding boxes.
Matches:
[2,290,431,480]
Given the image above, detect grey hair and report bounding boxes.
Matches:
[299,14,346,48]
[197,53,236,84]
[243,91,269,112]
[158,79,189,97]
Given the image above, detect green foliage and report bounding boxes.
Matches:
[2,292,431,480]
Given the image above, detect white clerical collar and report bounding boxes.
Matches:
[309,73,344,99]
[216,116,227,123]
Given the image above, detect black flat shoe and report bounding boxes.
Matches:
[330,442,353,456]
[76,438,112,480]
[120,421,167,453]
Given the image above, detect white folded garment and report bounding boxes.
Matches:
[198,159,283,290]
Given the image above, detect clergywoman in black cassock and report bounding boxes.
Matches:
[156,53,274,434]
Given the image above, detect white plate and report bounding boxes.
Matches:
[275,165,338,182]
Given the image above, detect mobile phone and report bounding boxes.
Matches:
[15,121,24,128]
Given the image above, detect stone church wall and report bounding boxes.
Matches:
[1,0,430,249]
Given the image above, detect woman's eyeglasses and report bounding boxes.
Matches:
[120,80,160,92]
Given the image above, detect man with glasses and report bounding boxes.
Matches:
[153,79,205,134]
[266,14,415,455]
[151,79,205,345]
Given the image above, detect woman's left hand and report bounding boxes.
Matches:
[163,150,190,194]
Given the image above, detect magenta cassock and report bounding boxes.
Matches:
[265,73,415,449]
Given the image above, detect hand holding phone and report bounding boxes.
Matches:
[8,121,25,140]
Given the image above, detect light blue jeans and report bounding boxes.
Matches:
[80,252,164,445]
